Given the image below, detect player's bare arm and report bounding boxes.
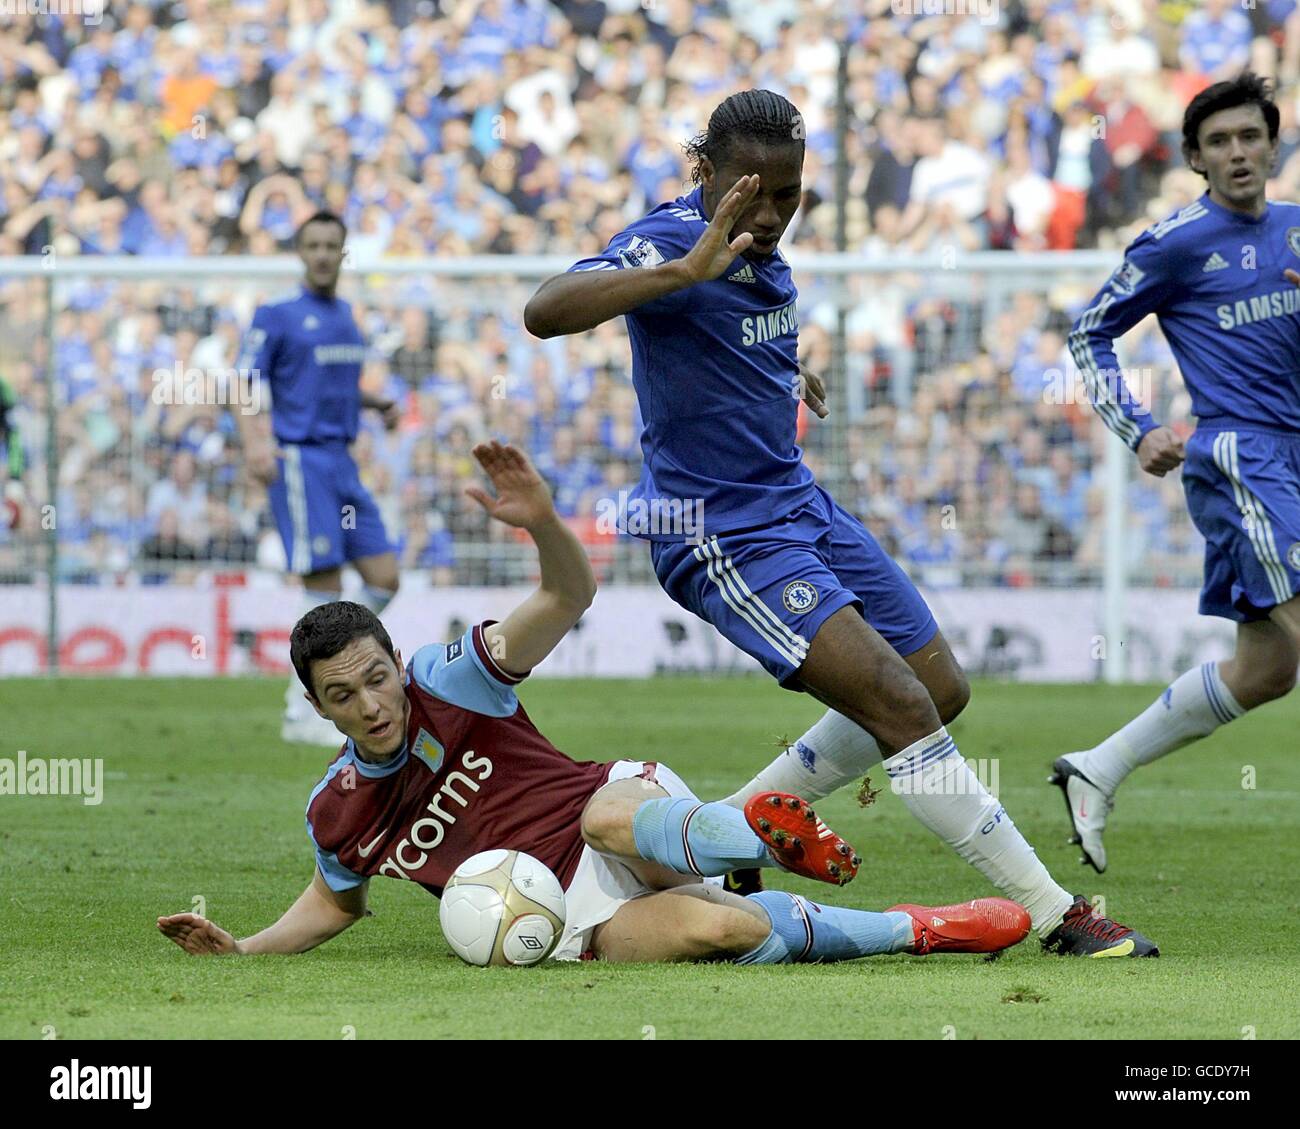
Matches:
[158,869,368,956]
[465,441,596,675]
[523,175,761,338]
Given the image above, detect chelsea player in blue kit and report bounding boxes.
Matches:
[238,212,402,746]
[527,90,1154,956]
[1058,74,1300,872]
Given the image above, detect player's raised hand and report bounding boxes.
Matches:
[798,360,828,419]
[1136,426,1185,477]
[1285,268,1300,288]
[157,912,240,956]
[678,174,761,284]
[466,441,556,531]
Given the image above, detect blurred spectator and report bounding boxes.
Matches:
[0,0,1239,588]
[1180,0,1254,81]
[146,450,207,543]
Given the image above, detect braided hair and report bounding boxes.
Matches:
[684,90,805,185]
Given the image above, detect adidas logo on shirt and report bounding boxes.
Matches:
[1202,252,1230,273]
[728,264,756,283]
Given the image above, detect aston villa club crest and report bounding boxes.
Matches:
[411,728,445,774]
[782,580,819,614]
[1286,228,1300,259]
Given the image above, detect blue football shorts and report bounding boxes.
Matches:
[1182,426,1300,622]
[268,440,394,575]
[652,485,938,686]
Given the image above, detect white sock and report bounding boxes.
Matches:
[883,728,1074,937]
[721,709,883,808]
[1076,662,1245,797]
[285,588,337,720]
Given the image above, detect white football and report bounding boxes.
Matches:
[440,849,567,967]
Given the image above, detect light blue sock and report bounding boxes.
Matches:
[360,585,395,616]
[735,891,914,964]
[631,797,774,876]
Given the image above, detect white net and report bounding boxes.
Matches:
[0,253,1203,600]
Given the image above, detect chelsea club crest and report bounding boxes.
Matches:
[1286,228,1300,258]
[782,580,819,614]
[1288,542,1300,572]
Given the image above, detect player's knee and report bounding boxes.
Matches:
[935,671,971,723]
[1254,662,1296,703]
[1229,654,1297,706]
[579,795,626,853]
[690,905,769,957]
[889,674,942,735]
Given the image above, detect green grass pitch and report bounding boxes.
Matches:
[1,675,1297,1040]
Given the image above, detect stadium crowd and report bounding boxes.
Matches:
[2,0,1293,585]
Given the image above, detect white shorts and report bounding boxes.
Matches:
[551,759,721,961]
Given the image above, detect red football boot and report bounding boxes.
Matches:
[743,792,861,886]
[886,897,1031,955]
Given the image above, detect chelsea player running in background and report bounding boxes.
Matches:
[238,212,402,746]
[1059,73,1300,872]
[526,90,1154,956]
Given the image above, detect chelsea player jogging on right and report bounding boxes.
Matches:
[1058,73,1300,873]
[527,89,1155,957]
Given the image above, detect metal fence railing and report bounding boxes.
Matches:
[0,253,1203,679]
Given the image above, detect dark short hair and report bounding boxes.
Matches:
[685,89,805,185]
[1182,72,1279,176]
[290,600,395,697]
[294,210,347,246]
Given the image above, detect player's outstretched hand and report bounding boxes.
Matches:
[466,441,555,531]
[1285,268,1300,288]
[798,360,828,419]
[157,912,239,955]
[1136,426,1185,477]
[678,174,761,284]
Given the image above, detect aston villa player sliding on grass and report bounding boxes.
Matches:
[159,441,1030,965]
